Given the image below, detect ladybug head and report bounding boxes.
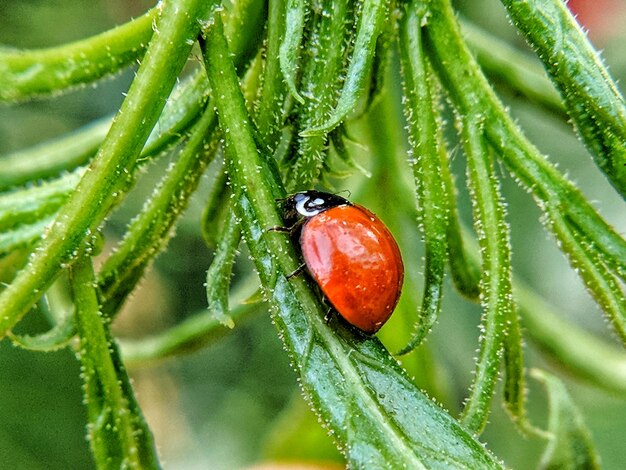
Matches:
[279,190,350,226]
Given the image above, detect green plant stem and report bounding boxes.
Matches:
[500,0,626,196]
[461,20,565,120]
[518,286,626,396]
[284,0,350,188]
[98,98,219,316]
[458,117,514,435]
[397,1,447,352]
[304,0,387,135]
[120,300,263,367]
[532,369,601,469]
[0,0,216,338]
[0,9,156,102]
[0,118,109,190]
[70,255,159,469]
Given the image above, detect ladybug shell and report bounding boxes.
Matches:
[299,204,404,333]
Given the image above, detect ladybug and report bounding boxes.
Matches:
[276,190,404,334]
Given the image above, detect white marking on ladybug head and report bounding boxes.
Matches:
[295,193,326,217]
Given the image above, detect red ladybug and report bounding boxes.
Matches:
[278,190,404,333]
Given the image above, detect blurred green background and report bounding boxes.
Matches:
[1,0,625,468]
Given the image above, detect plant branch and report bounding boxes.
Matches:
[0,0,216,338]
[0,9,156,102]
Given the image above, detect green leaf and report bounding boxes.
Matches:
[302,0,386,136]
[0,216,54,256]
[202,15,504,468]
[222,0,268,74]
[0,169,82,231]
[283,0,351,188]
[550,211,626,342]
[0,9,156,102]
[517,283,626,396]
[8,294,75,352]
[461,20,566,120]
[256,0,289,151]
[458,117,514,435]
[69,254,160,469]
[500,0,626,196]
[397,1,448,353]
[441,154,481,301]
[279,0,306,103]
[119,299,262,367]
[0,119,109,190]
[205,210,241,328]
[0,69,211,190]
[532,369,601,470]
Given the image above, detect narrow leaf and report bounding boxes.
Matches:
[0,69,210,190]
[0,216,53,256]
[119,299,262,367]
[441,152,481,301]
[532,369,601,470]
[283,0,351,188]
[256,0,289,151]
[397,1,448,353]
[517,284,626,396]
[279,0,306,103]
[205,210,241,328]
[0,9,156,102]
[501,0,626,195]
[459,118,514,435]
[461,20,565,120]
[9,296,75,352]
[70,255,159,469]
[423,0,626,347]
[548,212,626,342]
[0,119,108,190]
[0,170,82,231]
[99,99,219,317]
[302,0,386,135]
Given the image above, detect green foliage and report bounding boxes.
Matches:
[0,0,624,468]
[532,369,601,470]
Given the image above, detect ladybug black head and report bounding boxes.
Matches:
[280,190,350,226]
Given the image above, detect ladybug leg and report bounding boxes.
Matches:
[324,307,334,325]
[286,263,307,279]
[267,225,291,233]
